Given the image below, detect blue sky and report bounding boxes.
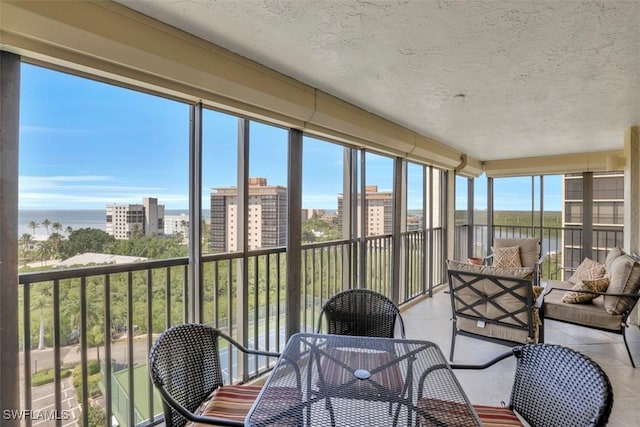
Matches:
[19,63,562,211]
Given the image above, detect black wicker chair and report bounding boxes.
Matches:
[314,289,407,424]
[149,323,284,427]
[316,288,406,338]
[450,344,614,427]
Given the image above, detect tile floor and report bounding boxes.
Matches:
[401,288,640,426]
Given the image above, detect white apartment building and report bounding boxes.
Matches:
[106,197,165,240]
[164,213,189,242]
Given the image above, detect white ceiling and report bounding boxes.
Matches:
[116,0,640,162]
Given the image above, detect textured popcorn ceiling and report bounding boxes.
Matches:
[116,0,640,161]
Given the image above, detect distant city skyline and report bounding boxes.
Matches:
[19,63,562,212]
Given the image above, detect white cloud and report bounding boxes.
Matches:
[20,125,88,135]
[19,175,189,209]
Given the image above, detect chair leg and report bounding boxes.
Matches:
[622,329,636,368]
[449,327,457,361]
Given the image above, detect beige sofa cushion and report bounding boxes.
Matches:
[604,254,640,315]
[544,281,623,331]
[447,260,537,344]
[447,259,533,279]
[605,246,624,272]
[494,238,539,268]
[568,258,606,285]
[456,316,538,344]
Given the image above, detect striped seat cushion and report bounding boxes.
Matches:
[319,347,403,398]
[417,397,482,427]
[196,384,262,423]
[473,404,523,426]
[192,384,302,427]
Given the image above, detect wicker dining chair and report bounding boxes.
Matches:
[449,344,614,427]
[314,289,407,423]
[316,288,406,338]
[149,323,288,427]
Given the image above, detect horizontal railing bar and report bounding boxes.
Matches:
[19,256,189,283]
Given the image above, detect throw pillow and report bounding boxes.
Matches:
[604,254,640,314]
[605,247,624,273]
[568,258,606,285]
[446,259,534,280]
[494,238,539,267]
[562,277,610,304]
[492,246,522,268]
[532,285,544,300]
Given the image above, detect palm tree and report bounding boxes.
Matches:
[18,233,35,266]
[38,240,54,266]
[52,222,63,234]
[48,233,63,260]
[41,218,51,235]
[33,285,52,350]
[28,220,39,236]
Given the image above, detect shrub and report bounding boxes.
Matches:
[31,368,71,387]
[86,405,107,427]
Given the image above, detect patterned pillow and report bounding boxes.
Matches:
[568,258,606,285]
[533,285,544,300]
[562,277,610,304]
[492,246,522,268]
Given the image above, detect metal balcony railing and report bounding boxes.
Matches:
[18,228,445,426]
[454,224,624,281]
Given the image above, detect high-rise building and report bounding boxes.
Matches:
[337,185,393,236]
[210,178,287,252]
[562,171,624,272]
[164,213,189,242]
[106,197,165,240]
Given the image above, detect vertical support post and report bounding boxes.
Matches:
[487,177,494,254]
[624,126,640,327]
[341,148,354,291]
[359,151,367,289]
[530,176,535,234]
[624,126,640,253]
[188,103,203,322]
[0,50,20,426]
[427,167,435,295]
[285,129,303,339]
[467,177,474,257]
[539,176,545,233]
[391,157,404,304]
[582,172,594,260]
[445,170,455,261]
[237,119,249,374]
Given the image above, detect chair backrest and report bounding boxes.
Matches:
[447,260,538,347]
[493,237,540,268]
[316,289,406,338]
[149,324,225,427]
[510,344,613,427]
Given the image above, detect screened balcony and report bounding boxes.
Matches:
[1,2,639,427]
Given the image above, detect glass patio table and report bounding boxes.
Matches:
[246,333,481,426]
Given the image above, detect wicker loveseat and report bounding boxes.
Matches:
[447,260,544,361]
[542,248,640,367]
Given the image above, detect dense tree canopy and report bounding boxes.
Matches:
[60,228,116,259]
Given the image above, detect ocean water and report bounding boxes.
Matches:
[18,209,193,237]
